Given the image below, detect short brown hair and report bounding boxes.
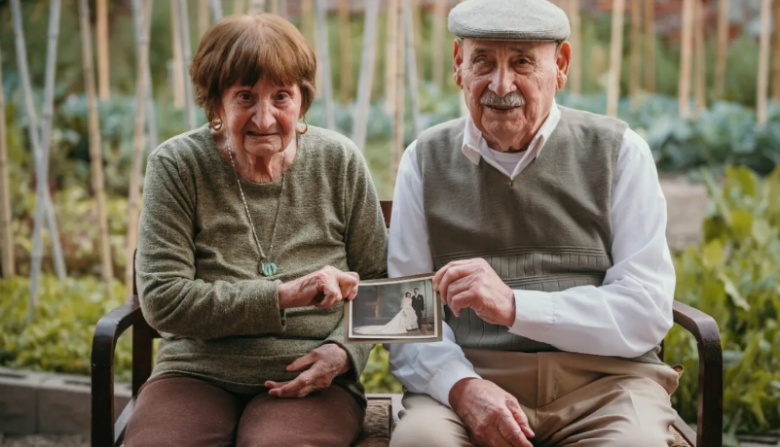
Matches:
[191,14,317,125]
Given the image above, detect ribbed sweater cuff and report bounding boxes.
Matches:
[254,280,286,333]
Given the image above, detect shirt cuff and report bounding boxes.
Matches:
[254,280,286,333]
[428,360,482,407]
[508,289,555,339]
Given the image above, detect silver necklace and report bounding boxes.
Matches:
[226,135,295,277]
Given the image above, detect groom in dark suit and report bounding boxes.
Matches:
[411,288,425,330]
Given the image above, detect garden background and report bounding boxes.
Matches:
[1,0,780,445]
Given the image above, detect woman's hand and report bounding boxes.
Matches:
[265,344,351,398]
[278,266,360,309]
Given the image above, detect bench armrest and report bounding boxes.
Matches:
[672,300,723,447]
[91,299,156,447]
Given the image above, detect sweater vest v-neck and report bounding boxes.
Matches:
[416,107,661,364]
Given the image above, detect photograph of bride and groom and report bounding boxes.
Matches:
[348,278,439,342]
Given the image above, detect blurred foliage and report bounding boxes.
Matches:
[665,166,780,444]
[0,275,133,381]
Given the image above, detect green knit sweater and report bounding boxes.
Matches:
[135,124,387,405]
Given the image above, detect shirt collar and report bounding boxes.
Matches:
[462,99,562,166]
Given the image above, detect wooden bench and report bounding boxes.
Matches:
[91,200,722,446]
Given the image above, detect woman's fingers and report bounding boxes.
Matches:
[286,352,317,372]
[336,271,360,300]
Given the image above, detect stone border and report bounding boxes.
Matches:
[0,368,130,436]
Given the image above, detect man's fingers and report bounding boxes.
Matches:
[438,265,473,304]
[448,290,475,317]
[498,415,533,447]
[509,405,535,438]
[286,353,317,372]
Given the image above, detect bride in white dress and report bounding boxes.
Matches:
[354,292,418,335]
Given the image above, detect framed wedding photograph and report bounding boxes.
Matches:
[345,274,443,344]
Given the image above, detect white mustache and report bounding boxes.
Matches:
[480,90,526,108]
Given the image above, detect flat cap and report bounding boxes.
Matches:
[448,0,571,42]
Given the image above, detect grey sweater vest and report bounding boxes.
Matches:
[417,107,661,364]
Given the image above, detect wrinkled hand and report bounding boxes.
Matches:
[434,258,516,327]
[450,378,534,447]
[278,266,360,309]
[265,344,350,398]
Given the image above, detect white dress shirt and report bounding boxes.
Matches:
[387,101,676,407]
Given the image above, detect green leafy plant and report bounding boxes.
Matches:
[665,166,780,444]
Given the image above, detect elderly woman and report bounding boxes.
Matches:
[125,13,387,447]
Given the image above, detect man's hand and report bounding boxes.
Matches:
[434,258,516,327]
[265,344,351,398]
[450,378,534,447]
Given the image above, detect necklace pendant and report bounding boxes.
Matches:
[260,261,279,277]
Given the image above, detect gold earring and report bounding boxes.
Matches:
[296,117,309,135]
[211,118,223,131]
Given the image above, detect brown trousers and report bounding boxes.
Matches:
[124,374,364,447]
[390,349,681,447]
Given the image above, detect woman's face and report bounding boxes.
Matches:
[220,77,303,158]
[405,292,411,298]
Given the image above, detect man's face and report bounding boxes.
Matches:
[414,289,419,294]
[453,38,570,152]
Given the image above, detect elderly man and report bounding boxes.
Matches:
[387,1,680,446]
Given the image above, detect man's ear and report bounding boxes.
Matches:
[453,39,464,88]
[555,41,571,91]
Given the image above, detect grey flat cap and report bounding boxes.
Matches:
[449,0,570,42]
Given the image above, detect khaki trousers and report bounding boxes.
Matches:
[390,349,681,447]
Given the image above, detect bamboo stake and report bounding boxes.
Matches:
[10,0,67,294]
[678,0,695,118]
[248,0,265,14]
[170,0,185,109]
[79,0,114,285]
[301,0,317,94]
[234,0,247,14]
[629,0,641,110]
[643,0,655,93]
[31,0,63,288]
[0,47,14,278]
[568,0,581,96]
[431,0,446,87]
[694,0,706,115]
[97,0,110,99]
[404,0,421,137]
[412,0,423,81]
[269,0,278,15]
[458,0,468,117]
[385,0,399,114]
[392,0,405,182]
[757,0,772,124]
[178,0,197,129]
[606,0,625,117]
[210,0,223,21]
[352,0,380,150]
[127,0,153,297]
[132,0,158,154]
[199,0,210,37]
[714,0,729,98]
[315,0,335,129]
[339,0,354,103]
[302,0,314,41]
[772,0,780,101]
